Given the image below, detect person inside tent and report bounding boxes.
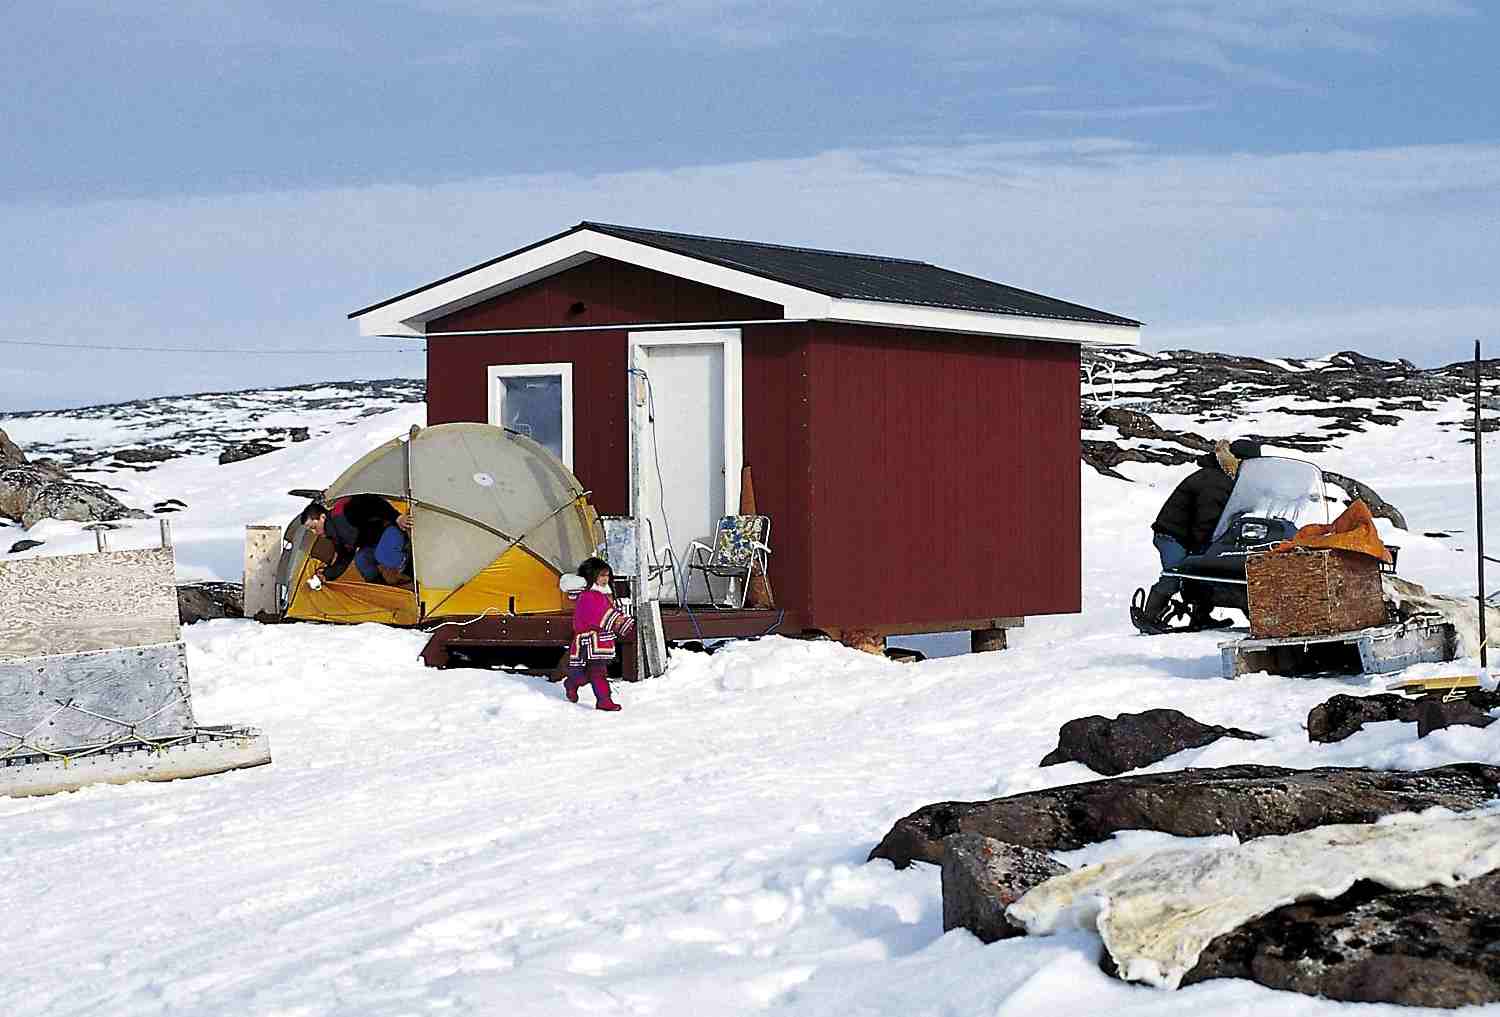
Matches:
[301,494,414,588]
[1135,438,1262,633]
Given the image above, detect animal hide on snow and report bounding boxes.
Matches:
[1007,810,1500,990]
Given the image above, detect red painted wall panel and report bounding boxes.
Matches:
[423,256,1082,631]
[803,325,1080,630]
[425,257,781,517]
[741,323,813,623]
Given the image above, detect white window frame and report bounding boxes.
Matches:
[486,362,574,469]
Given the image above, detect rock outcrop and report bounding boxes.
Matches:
[868,764,1500,869]
[1306,693,1421,743]
[0,465,146,528]
[177,582,245,624]
[0,428,26,467]
[1182,873,1500,1007]
[940,834,1067,943]
[1039,709,1263,776]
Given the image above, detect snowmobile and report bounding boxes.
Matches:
[1131,456,1331,635]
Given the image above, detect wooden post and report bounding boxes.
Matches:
[739,465,774,609]
[243,525,282,619]
[972,617,1024,653]
[1476,340,1488,670]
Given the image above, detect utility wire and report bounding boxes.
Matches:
[0,338,422,355]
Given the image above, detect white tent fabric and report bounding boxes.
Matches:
[322,423,595,592]
[1008,810,1500,990]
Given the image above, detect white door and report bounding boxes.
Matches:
[629,330,741,605]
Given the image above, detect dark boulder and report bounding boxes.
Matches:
[868,764,1500,869]
[0,466,146,528]
[1322,471,1408,531]
[112,446,180,464]
[0,428,26,467]
[941,834,1067,943]
[1418,697,1496,739]
[1182,873,1500,1007]
[1307,693,1420,743]
[1040,709,1264,776]
[177,582,245,624]
[8,539,44,554]
[218,440,280,465]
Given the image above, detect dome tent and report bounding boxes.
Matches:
[277,423,601,625]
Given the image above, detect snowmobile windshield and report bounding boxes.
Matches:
[1211,456,1329,541]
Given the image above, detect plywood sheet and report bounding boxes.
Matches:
[0,548,180,661]
[0,642,194,752]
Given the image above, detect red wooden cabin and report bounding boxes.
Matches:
[350,223,1141,655]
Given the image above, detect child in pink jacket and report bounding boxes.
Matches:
[563,557,635,712]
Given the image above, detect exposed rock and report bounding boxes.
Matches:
[1418,697,1496,738]
[8,539,44,554]
[1040,709,1264,776]
[112,446,180,464]
[868,763,1500,869]
[1307,693,1421,743]
[0,428,26,466]
[1323,471,1408,530]
[177,582,245,624]
[0,466,148,528]
[290,427,309,442]
[218,440,281,465]
[1182,873,1500,1007]
[940,834,1067,943]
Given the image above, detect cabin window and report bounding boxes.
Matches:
[486,363,574,468]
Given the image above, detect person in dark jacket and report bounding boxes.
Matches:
[301,495,412,586]
[1136,438,1262,632]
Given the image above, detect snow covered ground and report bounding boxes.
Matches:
[3,383,1499,1015]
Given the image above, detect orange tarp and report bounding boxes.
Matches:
[1271,499,1392,563]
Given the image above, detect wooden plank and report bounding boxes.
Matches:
[0,643,194,752]
[0,548,180,661]
[0,729,271,798]
[243,525,283,618]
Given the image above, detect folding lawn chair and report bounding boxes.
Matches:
[682,515,771,610]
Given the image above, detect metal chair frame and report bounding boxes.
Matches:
[681,515,772,610]
[599,515,680,604]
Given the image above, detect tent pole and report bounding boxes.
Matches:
[406,425,423,619]
[1476,341,1488,670]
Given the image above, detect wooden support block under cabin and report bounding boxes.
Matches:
[971,627,1009,653]
[243,524,283,619]
[0,548,180,661]
[1245,548,1387,640]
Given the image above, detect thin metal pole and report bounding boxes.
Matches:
[94,528,107,553]
[159,518,173,549]
[1476,339,1488,669]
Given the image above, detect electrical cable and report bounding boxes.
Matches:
[628,366,705,644]
[0,338,422,355]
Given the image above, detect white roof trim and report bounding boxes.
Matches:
[824,298,1142,347]
[351,227,1140,347]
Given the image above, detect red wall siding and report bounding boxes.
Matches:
[741,323,813,623]
[423,257,1082,631]
[425,257,781,517]
[804,324,1080,630]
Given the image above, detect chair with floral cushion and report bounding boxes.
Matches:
[682,515,771,610]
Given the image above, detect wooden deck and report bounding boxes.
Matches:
[419,607,796,672]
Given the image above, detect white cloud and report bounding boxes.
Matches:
[2,135,1497,406]
[1021,103,1217,120]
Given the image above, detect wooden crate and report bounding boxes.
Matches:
[1246,548,1387,639]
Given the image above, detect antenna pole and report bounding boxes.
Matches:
[1477,340,1488,669]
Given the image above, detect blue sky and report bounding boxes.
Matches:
[4,1,1498,408]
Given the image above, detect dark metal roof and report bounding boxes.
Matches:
[349,221,1141,327]
[581,222,1140,327]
